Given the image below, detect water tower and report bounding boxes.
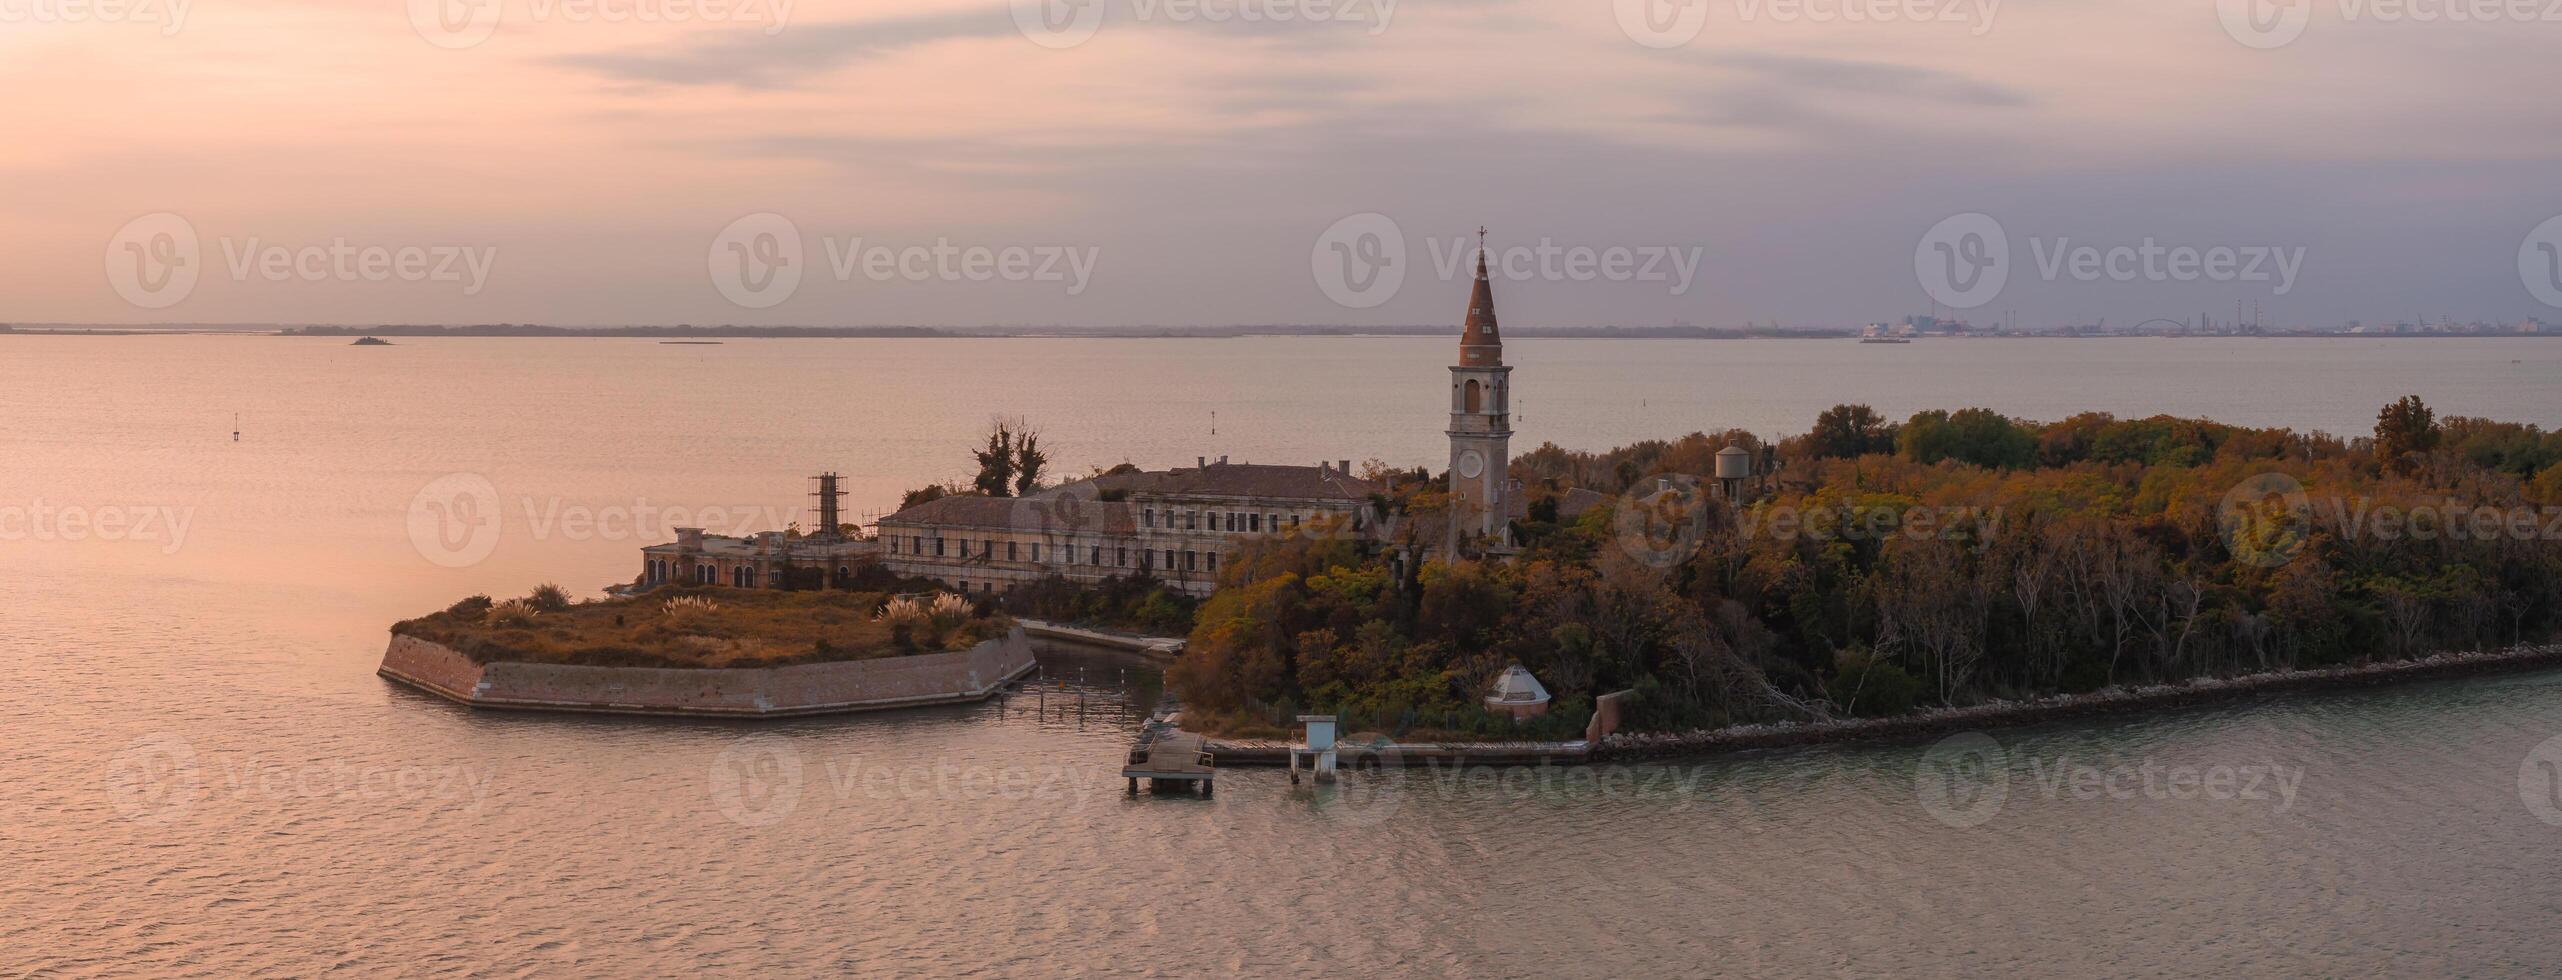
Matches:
[1715,445,1753,500]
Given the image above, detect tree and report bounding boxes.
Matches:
[2375,395,2440,474]
[1805,404,1896,459]
[900,483,951,511]
[973,419,1019,496]
[1898,408,2035,469]
[1015,428,1048,495]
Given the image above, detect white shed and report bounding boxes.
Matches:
[1484,665,1553,721]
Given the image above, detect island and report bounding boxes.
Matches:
[377,587,1036,717]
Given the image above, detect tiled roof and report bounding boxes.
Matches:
[880,491,1139,535]
[1115,462,1380,501]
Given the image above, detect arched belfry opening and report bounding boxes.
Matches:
[1464,379,1483,413]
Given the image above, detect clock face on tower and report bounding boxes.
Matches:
[1457,450,1485,479]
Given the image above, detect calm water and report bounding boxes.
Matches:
[6,334,2562,976]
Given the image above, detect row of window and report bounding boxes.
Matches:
[1142,508,1304,533]
[886,539,1221,576]
[645,558,755,587]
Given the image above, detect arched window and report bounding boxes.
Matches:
[1464,379,1483,413]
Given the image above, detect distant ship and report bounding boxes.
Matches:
[1858,337,1911,344]
[351,336,392,346]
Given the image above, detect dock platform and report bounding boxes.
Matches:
[1122,729,1215,796]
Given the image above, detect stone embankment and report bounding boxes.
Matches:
[378,628,1038,718]
[1600,642,2562,761]
[1017,619,1184,659]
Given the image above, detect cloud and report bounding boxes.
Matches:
[554,9,1020,89]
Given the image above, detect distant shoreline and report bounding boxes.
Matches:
[7,325,2555,341]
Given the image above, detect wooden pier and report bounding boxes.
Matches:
[1122,728,1215,796]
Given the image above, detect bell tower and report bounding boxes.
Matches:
[1447,228,1512,543]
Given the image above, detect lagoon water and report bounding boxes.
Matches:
[6,334,2562,975]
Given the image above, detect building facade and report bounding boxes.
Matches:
[875,459,1381,597]
[637,527,879,591]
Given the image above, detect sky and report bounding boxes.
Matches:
[5,0,2561,328]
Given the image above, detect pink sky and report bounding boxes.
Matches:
[6,0,2559,326]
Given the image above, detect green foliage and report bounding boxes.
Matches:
[1897,408,2037,469]
[1804,403,1898,459]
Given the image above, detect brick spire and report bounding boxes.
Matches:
[1459,226,1502,367]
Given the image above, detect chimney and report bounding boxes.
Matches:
[1197,456,1207,469]
[1339,459,1352,476]
[1219,455,1228,465]
[677,527,705,550]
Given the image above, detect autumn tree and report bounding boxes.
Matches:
[2374,395,2439,474]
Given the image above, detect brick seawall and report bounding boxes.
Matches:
[378,628,1039,718]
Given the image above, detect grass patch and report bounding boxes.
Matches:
[394,586,1013,669]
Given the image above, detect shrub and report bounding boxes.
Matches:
[447,594,494,618]
[485,599,538,628]
[527,583,571,613]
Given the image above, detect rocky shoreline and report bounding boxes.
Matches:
[378,627,1039,718]
[1598,641,2562,761]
